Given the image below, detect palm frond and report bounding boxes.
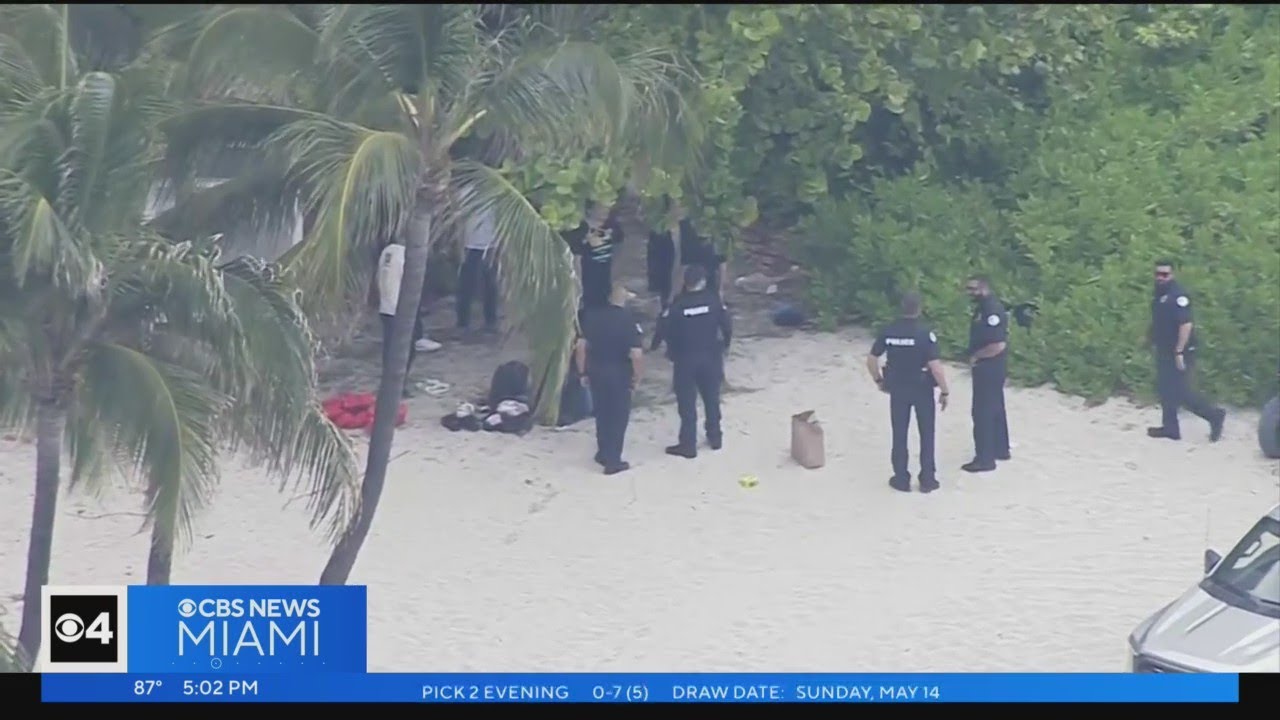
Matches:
[218,256,359,540]
[148,167,303,263]
[270,117,420,308]
[452,160,577,422]
[0,4,78,90]
[316,4,477,125]
[0,33,46,106]
[105,237,244,373]
[76,342,226,550]
[0,614,28,671]
[167,5,320,101]
[156,103,329,202]
[0,171,98,294]
[61,72,121,231]
[0,308,34,432]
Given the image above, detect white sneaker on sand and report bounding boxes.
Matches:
[415,337,443,352]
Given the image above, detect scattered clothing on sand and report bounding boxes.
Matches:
[323,392,408,430]
[441,362,534,435]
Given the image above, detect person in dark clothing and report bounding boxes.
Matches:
[647,197,726,308]
[566,204,625,311]
[678,218,726,300]
[576,283,644,475]
[455,198,499,331]
[1147,260,1226,442]
[647,224,676,310]
[654,265,733,458]
[867,292,951,493]
[963,275,1011,473]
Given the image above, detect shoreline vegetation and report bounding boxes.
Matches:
[1,4,1277,669]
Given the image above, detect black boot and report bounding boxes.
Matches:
[665,444,697,459]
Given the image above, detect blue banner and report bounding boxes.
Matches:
[125,586,367,674]
[41,673,1239,703]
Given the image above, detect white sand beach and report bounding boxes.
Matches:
[1,327,1277,672]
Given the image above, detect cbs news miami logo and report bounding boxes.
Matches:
[40,586,130,673]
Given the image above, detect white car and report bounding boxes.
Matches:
[1127,504,1280,672]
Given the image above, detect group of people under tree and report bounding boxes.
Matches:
[374,187,1230,490]
[570,195,731,475]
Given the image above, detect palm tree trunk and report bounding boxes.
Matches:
[16,401,67,666]
[145,498,175,585]
[319,203,432,585]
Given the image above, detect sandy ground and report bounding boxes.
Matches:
[1,327,1277,672]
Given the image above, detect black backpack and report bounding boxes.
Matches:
[488,361,530,407]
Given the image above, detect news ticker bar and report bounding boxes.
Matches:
[32,673,1240,703]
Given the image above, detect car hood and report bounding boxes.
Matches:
[1139,586,1280,672]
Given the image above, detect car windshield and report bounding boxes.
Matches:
[1209,517,1280,609]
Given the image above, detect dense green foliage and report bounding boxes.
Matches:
[492,4,1278,404]
[790,5,1279,404]
[568,3,1276,406]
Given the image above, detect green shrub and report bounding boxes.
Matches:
[799,21,1280,406]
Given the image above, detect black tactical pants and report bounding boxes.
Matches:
[673,355,723,449]
[1155,352,1218,438]
[971,357,1010,465]
[590,367,633,466]
[890,384,937,482]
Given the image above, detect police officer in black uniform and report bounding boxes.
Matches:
[963,275,1011,473]
[867,292,951,493]
[576,283,644,475]
[653,265,733,458]
[1147,260,1226,442]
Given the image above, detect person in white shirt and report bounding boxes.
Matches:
[455,202,499,331]
[376,241,441,395]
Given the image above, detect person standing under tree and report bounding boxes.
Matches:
[576,283,644,476]
[655,265,733,458]
[566,202,625,312]
[455,191,500,333]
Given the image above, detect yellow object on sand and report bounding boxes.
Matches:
[738,474,759,488]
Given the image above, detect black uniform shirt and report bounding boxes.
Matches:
[968,294,1009,358]
[1151,280,1196,356]
[654,288,732,361]
[566,218,624,306]
[582,305,643,376]
[679,220,725,297]
[871,318,940,392]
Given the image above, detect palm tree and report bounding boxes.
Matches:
[0,4,359,663]
[151,4,695,584]
[0,605,26,671]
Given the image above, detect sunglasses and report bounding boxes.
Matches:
[1154,271,1172,278]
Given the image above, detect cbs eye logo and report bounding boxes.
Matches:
[178,599,198,617]
[48,595,118,663]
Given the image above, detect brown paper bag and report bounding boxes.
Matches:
[790,410,825,469]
